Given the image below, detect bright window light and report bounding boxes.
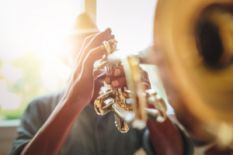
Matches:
[0,0,157,119]
[97,0,156,54]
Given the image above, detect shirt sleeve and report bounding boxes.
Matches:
[9,98,48,155]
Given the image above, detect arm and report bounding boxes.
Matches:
[20,28,114,155]
[147,117,186,155]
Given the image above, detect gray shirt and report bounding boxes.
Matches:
[9,93,154,155]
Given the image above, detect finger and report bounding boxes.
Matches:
[75,28,113,68]
[83,28,112,54]
[90,28,112,46]
[95,73,121,85]
[104,76,111,84]
[79,32,114,63]
[139,69,151,89]
[93,68,105,78]
[111,77,127,88]
[74,33,96,62]
[141,73,150,84]
[111,65,124,77]
[79,33,114,68]
[72,34,96,78]
[75,32,114,80]
[141,81,151,89]
[93,63,124,84]
[142,78,151,89]
[142,71,149,80]
[93,69,107,81]
[82,46,107,76]
[72,46,106,81]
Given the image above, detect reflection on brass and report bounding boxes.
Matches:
[154,0,233,147]
[94,39,167,133]
[103,39,117,55]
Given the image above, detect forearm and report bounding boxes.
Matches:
[147,118,184,155]
[21,88,87,155]
[20,29,112,155]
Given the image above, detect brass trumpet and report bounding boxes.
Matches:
[94,0,233,148]
[94,40,167,133]
[154,0,233,147]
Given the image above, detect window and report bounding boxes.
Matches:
[0,0,84,119]
[97,0,156,53]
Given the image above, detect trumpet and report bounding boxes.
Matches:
[93,40,167,133]
[154,0,233,147]
[94,0,233,148]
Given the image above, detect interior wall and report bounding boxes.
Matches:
[97,0,157,54]
[0,120,18,155]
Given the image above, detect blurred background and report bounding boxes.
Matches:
[0,0,156,154]
[0,0,156,120]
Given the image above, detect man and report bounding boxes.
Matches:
[10,13,190,155]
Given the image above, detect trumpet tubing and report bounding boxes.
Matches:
[154,0,233,147]
[94,40,167,133]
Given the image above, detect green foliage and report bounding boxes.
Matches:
[0,53,44,120]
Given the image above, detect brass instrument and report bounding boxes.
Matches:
[154,0,233,147]
[94,40,167,133]
[94,0,233,149]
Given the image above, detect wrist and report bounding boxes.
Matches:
[62,85,90,110]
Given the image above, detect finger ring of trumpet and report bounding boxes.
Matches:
[94,55,168,133]
[103,39,117,55]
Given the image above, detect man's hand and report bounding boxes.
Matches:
[64,28,114,108]
[20,28,114,155]
[94,62,150,89]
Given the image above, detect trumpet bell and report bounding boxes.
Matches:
[154,0,233,146]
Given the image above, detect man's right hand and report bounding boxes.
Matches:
[20,28,114,155]
[63,28,114,109]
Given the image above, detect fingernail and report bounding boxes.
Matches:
[142,82,150,89]
[104,77,111,83]
[114,68,121,76]
[105,28,111,33]
[111,80,119,87]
